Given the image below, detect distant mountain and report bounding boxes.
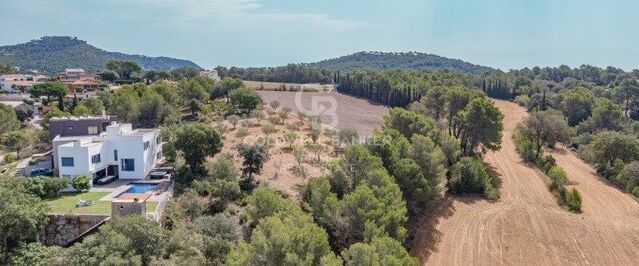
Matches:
[307,51,493,74]
[0,36,200,75]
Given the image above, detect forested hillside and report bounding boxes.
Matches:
[215,51,493,84]
[308,51,494,74]
[0,36,200,75]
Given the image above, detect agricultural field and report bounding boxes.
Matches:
[258,91,388,138]
[411,100,639,265]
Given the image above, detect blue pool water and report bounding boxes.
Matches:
[125,183,158,193]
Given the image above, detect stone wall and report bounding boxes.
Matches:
[42,214,109,246]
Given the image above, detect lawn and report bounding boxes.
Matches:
[44,192,159,215]
[44,192,111,215]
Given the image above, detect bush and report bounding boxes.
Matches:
[228,87,262,114]
[513,128,539,163]
[616,161,639,193]
[72,175,91,192]
[3,153,17,164]
[449,157,498,198]
[26,176,68,198]
[547,166,567,191]
[540,155,556,173]
[563,188,582,212]
[514,95,530,107]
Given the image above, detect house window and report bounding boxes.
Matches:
[156,151,162,160]
[144,141,150,150]
[88,126,98,134]
[121,159,135,171]
[61,157,74,167]
[91,154,101,164]
[156,136,161,144]
[114,150,118,161]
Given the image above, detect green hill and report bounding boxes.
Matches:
[0,36,200,75]
[307,51,493,74]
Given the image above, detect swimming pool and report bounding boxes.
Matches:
[125,183,158,193]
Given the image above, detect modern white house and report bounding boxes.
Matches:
[52,122,163,183]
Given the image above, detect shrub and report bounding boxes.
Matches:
[513,128,539,163]
[540,155,557,173]
[3,153,17,164]
[547,166,567,191]
[268,116,281,125]
[269,100,280,111]
[228,87,262,114]
[227,115,240,129]
[449,157,498,198]
[563,188,582,212]
[616,161,639,192]
[26,176,69,198]
[72,175,91,192]
[514,95,530,107]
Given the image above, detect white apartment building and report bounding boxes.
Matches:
[199,69,220,80]
[0,74,48,92]
[53,122,163,183]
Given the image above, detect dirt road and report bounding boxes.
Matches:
[411,100,639,265]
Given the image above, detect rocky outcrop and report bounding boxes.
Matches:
[41,214,109,246]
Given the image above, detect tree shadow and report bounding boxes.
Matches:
[484,161,503,191]
[407,194,495,262]
[406,197,455,262]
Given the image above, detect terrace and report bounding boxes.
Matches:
[44,178,171,219]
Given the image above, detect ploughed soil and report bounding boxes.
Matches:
[258,91,388,138]
[411,100,639,265]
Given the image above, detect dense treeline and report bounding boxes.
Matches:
[337,70,473,107]
[216,64,333,84]
[336,64,639,106]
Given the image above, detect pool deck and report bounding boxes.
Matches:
[91,179,170,202]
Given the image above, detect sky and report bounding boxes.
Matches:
[1,0,638,70]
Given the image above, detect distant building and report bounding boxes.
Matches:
[0,74,49,92]
[59,69,100,93]
[52,122,163,182]
[199,69,220,80]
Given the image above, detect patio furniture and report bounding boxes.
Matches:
[149,171,168,180]
[96,175,116,185]
[76,200,93,208]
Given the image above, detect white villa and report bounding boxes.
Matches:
[52,122,163,183]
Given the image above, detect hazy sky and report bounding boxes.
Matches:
[1,0,638,70]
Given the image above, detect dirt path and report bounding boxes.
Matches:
[411,100,639,265]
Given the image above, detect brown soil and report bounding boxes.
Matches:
[258,91,389,138]
[411,100,639,265]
